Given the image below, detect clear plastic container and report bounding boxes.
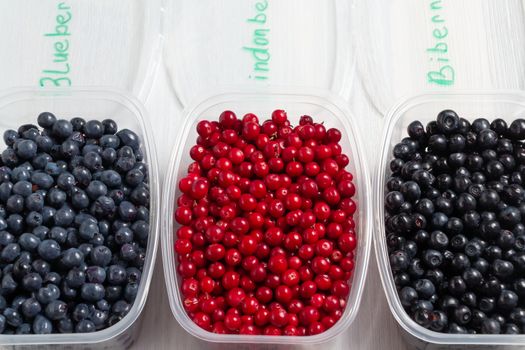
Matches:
[0,88,159,349]
[0,0,163,102]
[162,0,357,109]
[161,89,372,344]
[355,0,525,117]
[375,91,525,349]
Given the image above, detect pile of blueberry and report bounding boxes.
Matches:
[0,112,149,334]
[385,110,525,334]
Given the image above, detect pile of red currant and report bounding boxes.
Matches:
[174,110,357,336]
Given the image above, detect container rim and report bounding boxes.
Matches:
[0,87,160,345]
[161,87,372,344]
[375,90,525,345]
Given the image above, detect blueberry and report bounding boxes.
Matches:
[100,135,120,149]
[429,310,448,332]
[115,227,133,246]
[100,170,122,188]
[481,318,501,334]
[32,259,51,277]
[59,140,80,159]
[118,201,137,222]
[435,110,459,134]
[37,112,57,128]
[498,289,519,311]
[3,130,18,147]
[115,157,135,173]
[70,187,90,209]
[453,305,472,325]
[54,206,75,227]
[83,152,103,171]
[413,279,435,299]
[492,259,514,280]
[70,117,86,131]
[56,172,75,191]
[31,172,54,189]
[1,149,18,167]
[0,231,14,246]
[75,319,96,333]
[6,194,24,213]
[22,272,42,291]
[86,266,106,284]
[91,309,109,329]
[448,276,467,297]
[4,308,22,327]
[90,245,112,266]
[107,265,127,285]
[61,282,77,301]
[37,240,61,260]
[413,308,432,328]
[45,300,67,320]
[136,206,149,222]
[81,283,105,302]
[30,314,52,334]
[116,129,140,151]
[72,166,92,187]
[41,206,55,225]
[0,182,12,203]
[1,243,20,262]
[72,303,90,322]
[126,267,141,284]
[124,282,139,302]
[43,272,61,285]
[36,284,60,304]
[120,243,137,261]
[462,268,483,289]
[96,299,110,312]
[105,286,122,302]
[499,206,522,228]
[82,144,102,156]
[79,219,99,240]
[84,120,104,139]
[52,119,73,139]
[131,221,149,241]
[23,193,43,213]
[53,318,72,334]
[102,119,118,134]
[112,300,131,317]
[25,211,42,227]
[21,298,41,319]
[101,148,117,165]
[508,119,525,140]
[16,139,37,159]
[61,248,84,268]
[86,180,107,200]
[91,196,116,218]
[34,135,53,153]
[422,249,443,268]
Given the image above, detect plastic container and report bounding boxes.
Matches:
[0,0,164,102]
[161,89,372,344]
[375,91,525,349]
[355,0,525,117]
[162,0,356,109]
[0,88,159,349]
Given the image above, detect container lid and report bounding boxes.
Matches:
[356,0,525,116]
[0,0,163,102]
[163,0,357,108]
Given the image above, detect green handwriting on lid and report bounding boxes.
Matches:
[40,2,72,87]
[243,0,269,81]
[426,0,455,86]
